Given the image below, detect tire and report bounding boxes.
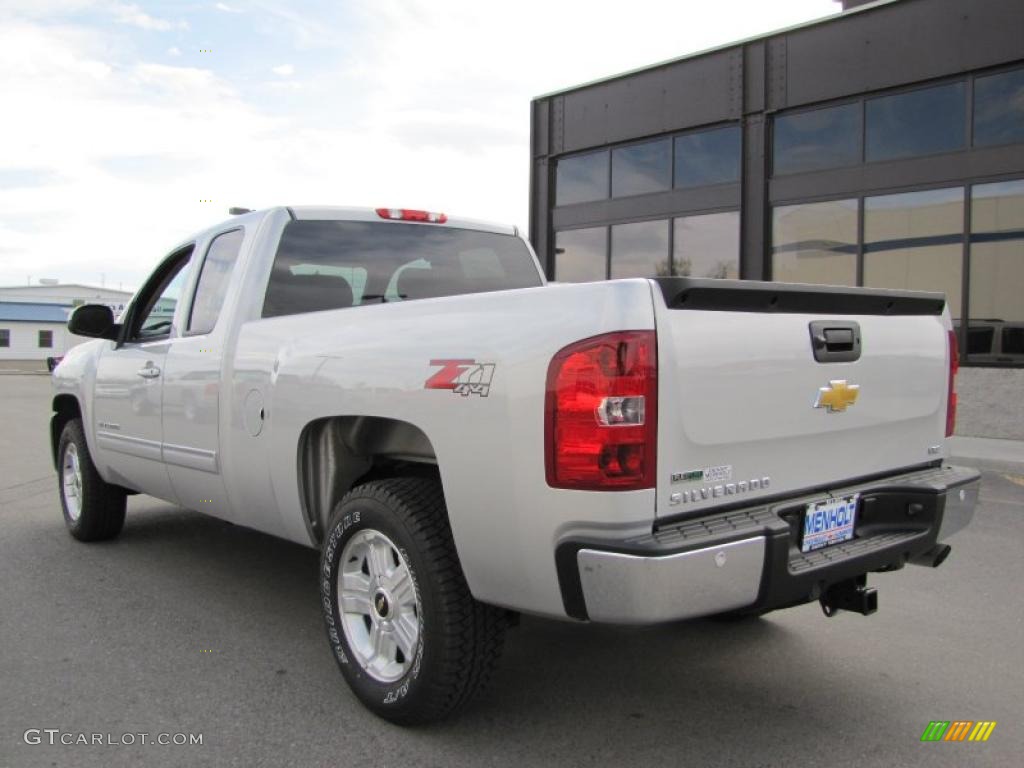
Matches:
[320,477,510,725]
[57,417,126,542]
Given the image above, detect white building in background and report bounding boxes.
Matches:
[0,283,134,362]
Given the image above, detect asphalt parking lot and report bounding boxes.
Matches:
[1,374,1021,768]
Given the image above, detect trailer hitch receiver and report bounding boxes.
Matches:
[820,575,878,617]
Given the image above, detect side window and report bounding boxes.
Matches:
[129,247,194,341]
[188,229,244,335]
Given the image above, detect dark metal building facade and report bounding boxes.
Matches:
[529,0,1024,367]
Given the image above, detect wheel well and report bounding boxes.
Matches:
[297,416,439,545]
[50,394,81,470]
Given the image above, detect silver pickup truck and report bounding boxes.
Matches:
[51,205,980,724]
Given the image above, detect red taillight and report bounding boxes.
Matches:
[946,329,959,437]
[545,331,657,491]
[375,207,448,224]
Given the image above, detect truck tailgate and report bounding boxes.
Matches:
[651,278,951,519]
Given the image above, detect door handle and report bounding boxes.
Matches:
[809,321,861,363]
[137,364,161,379]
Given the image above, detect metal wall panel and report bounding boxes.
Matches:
[741,115,768,279]
[782,0,1024,108]
[560,50,741,153]
[766,38,787,112]
[529,100,552,263]
[531,98,549,159]
[743,42,766,115]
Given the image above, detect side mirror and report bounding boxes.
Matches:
[68,304,119,341]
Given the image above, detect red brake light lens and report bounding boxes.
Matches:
[946,329,959,437]
[375,208,448,224]
[545,331,657,491]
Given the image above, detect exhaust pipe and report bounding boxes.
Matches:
[820,576,878,617]
[909,543,951,568]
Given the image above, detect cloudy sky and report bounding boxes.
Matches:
[0,0,839,291]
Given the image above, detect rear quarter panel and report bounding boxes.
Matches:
[226,279,659,618]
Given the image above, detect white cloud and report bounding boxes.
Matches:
[0,21,283,287]
[271,63,295,77]
[332,0,839,224]
[215,2,242,12]
[111,3,187,31]
[167,45,181,56]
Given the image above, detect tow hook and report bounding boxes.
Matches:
[820,575,878,617]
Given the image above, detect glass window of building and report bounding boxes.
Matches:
[674,125,741,188]
[864,187,964,319]
[673,212,740,279]
[772,199,858,286]
[866,82,966,162]
[555,151,609,206]
[38,330,53,348]
[554,227,607,282]
[974,67,1024,148]
[968,179,1024,362]
[612,138,671,198]
[0,329,9,347]
[610,220,670,279]
[773,102,862,175]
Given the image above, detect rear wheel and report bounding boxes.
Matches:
[320,477,510,724]
[58,418,126,541]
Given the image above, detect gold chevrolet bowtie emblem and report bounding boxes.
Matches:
[814,380,860,413]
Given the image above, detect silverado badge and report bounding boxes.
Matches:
[814,379,860,413]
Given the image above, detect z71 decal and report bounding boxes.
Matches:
[425,359,496,397]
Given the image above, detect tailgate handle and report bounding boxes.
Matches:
[809,321,861,363]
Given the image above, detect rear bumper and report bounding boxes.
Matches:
[557,464,980,624]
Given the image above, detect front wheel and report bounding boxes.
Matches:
[320,477,510,725]
[57,418,126,541]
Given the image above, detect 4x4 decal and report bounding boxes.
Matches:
[425,359,496,397]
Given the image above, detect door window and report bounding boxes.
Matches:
[188,229,243,335]
[128,246,194,341]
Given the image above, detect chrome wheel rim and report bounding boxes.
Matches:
[62,442,83,521]
[338,529,421,683]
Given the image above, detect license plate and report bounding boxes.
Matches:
[801,495,858,553]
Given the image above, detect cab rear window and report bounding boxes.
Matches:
[262,220,541,318]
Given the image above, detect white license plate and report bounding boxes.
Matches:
[801,495,858,553]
